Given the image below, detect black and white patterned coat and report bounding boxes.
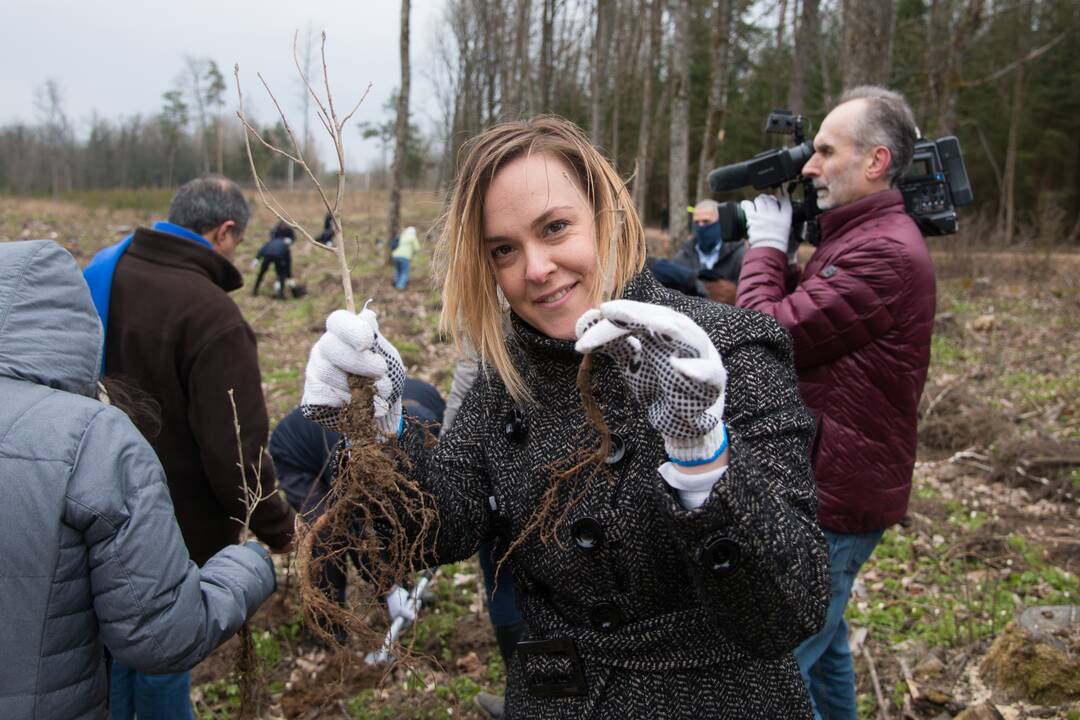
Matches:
[397,271,829,719]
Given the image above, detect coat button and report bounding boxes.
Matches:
[604,433,626,465]
[503,409,527,443]
[570,517,603,551]
[700,536,741,577]
[589,602,623,632]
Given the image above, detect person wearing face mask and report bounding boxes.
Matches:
[299,116,829,719]
[653,199,745,304]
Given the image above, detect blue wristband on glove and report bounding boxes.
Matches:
[669,423,729,468]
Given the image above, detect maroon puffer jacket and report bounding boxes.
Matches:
[736,189,935,533]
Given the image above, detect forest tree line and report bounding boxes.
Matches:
[2,0,1077,243]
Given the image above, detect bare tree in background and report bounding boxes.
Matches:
[35,79,73,196]
[540,0,557,109]
[159,87,189,187]
[206,62,227,175]
[185,58,209,174]
[842,0,896,88]
[788,0,820,113]
[288,28,318,190]
[668,0,691,244]
[388,0,412,252]
[998,0,1033,245]
[631,0,662,220]
[696,0,738,200]
[590,0,615,146]
[923,0,984,134]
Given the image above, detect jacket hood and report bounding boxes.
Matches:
[0,240,102,396]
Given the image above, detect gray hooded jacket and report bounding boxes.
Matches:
[0,240,276,720]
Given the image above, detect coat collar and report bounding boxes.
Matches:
[127,225,243,292]
[816,188,906,245]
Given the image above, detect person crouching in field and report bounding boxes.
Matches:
[300,116,830,719]
[253,221,301,299]
[0,240,277,720]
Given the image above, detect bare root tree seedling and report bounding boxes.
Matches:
[227,388,275,720]
[234,32,437,672]
[235,31,368,313]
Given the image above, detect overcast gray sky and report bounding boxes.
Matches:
[1,0,446,170]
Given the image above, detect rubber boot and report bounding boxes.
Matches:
[475,621,528,720]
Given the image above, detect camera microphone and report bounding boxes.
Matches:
[707,141,815,194]
[707,161,753,193]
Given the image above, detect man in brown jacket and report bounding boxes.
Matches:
[85,174,295,716]
[94,175,295,564]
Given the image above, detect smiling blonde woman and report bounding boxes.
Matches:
[301,116,830,719]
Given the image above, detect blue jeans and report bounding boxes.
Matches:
[110,660,193,719]
[393,257,411,289]
[476,542,522,627]
[794,528,883,720]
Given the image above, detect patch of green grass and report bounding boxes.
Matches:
[997,369,1080,406]
[856,692,877,719]
[947,300,977,315]
[347,689,396,720]
[487,650,506,684]
[396,340,423,366]
[264,367,300,384]
[439,676,482,704]
[61,188,174,213]
[850,528,1080,649]
[194,677,240,719]
[930,335,972,371]
[253,628,281,666]
[914,484,940,501]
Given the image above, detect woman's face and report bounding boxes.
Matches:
[482,152,598,340]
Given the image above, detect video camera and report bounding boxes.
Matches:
[707,109,973,243]
[898,137,973,235]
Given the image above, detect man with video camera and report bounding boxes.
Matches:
[736,86,936,720]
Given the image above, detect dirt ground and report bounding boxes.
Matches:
[2,191,1078,719]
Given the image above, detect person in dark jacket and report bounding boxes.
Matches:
[315,211,336,247]
[736,86,936,720]
[82,175,295,718]
[0,240,277,720]
[253,221,296,298]
[301,117,829,719]
[659,199,745,304]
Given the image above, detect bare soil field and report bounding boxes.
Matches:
[2,191,1078,719]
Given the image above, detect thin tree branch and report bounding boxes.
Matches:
[235,35,365,313]
[961,30,1069,89]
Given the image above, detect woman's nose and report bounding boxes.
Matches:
[523,245,556,284]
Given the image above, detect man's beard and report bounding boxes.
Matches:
[813,178,851,210]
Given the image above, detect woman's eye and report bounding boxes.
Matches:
[546,220,568,236]
[490,244,513,260]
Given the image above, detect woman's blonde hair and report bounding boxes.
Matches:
[434,116,646,405]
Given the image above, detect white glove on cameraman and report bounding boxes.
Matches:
[385,584,417,624]
[302,305,404,437]
[575,301,729,507]
[740,193,793,257]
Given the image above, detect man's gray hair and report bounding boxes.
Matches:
[694,199,720,215]
[168,175,251,234]
[836,86,917,186]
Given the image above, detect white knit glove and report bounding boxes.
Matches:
[302,306,404,436]
[575,300,728,464]
[740,193,793,254]
[385,584,417,623]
